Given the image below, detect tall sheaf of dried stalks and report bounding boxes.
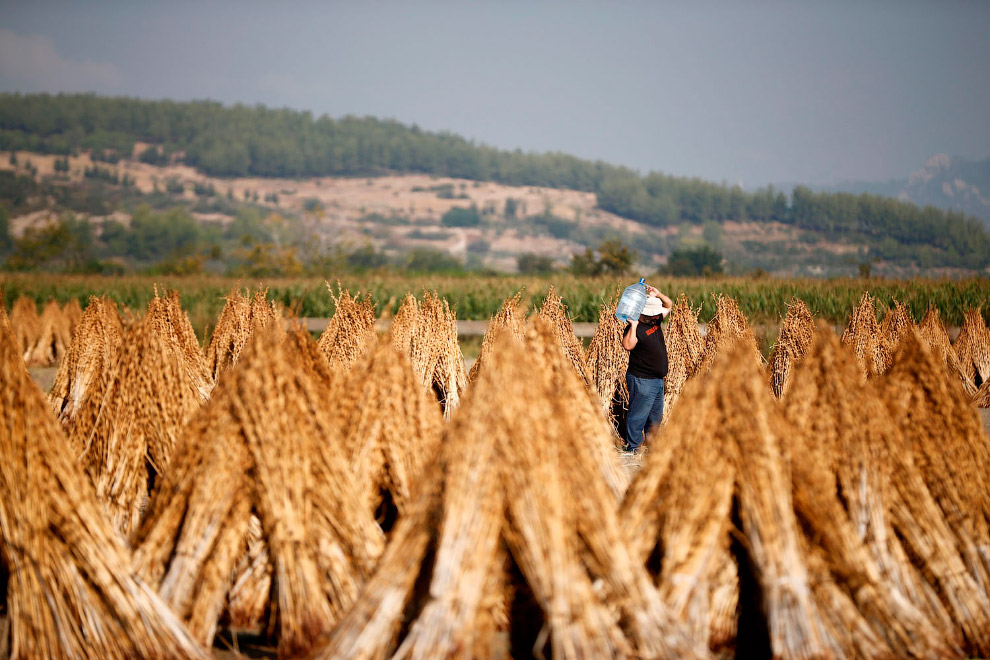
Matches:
[468,291,524,382]
[841,292,889,378]
[8,295,39,359]
[422,292,468,417]
[147,288,214,397]
[67,313,205,537]
[879,299,915,360]
[919,305,977,397]
[62,296,82,330]
[953,308,990,388]
[783,326,961,657]
[330,336,444,519]
[768,298,816,398]
[317,282,378,373]
[0,322,212,660]
[972,378,990,407]
[49,296,123,423]
[586,290,630,420]
[207,287,282,381]
[132,327,384,656]
[24,299,72,367]
[663,293,706,415]
[536,285,594,389]
[621,344,737,654]
[697,295,762,376]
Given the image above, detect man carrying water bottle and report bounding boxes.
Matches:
[620,284,673,453]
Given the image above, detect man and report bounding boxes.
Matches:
[620,284,673,453]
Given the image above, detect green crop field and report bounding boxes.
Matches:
[2,273,988,342]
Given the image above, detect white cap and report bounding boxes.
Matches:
[642,297,669,317]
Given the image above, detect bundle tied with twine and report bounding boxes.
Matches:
[767,297,816,399]
[841,292,890,379]
[697,294,762,377]
[783,325,962,658]
[206,286,282,381]
[586,289,630,421]
[468,291,525,382]
[621,346,738,655]
[536,285,594,390]
[67,312,205,538]
[0,321,211,660]
[953,308,990,389]
[919,305,977,397]
[329,335,444,522]
[131,326,385,657]
[24,299,72,367]
[8,296,39,360]
[662,292,706,416]
[147,287,215,398]
[317,282,378,373]
[48,296,123,423]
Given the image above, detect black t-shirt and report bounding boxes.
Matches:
[625,317,668,379]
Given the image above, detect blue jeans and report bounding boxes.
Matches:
[622,373,664,451]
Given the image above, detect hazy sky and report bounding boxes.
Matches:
[1,1,988,187]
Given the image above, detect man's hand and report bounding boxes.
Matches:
[647,285,674,311]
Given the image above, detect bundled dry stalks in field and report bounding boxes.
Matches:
[663,293,706,415]
[468,291,525,382]
[67,313,205,537]
[331,336,444,521]
[390,292,467,418]
[62,296,82,329]
[147,288,214,397]
[954,308,990,389]
[972,378,990,407]
[586,290,630,419]
[841,292,889,378]
[48,296,124,423]
[621,345,738,655]
[24,299,72,367]
[919,305,977,396]
[880,299,915,356]
[131,326,385,657]
[537,285,594,389]
[206,287,281,381]
[318,282,378,373]
[0,322,211,660]
[783,326,961,657]
[767,298,816,398]
[8,295,39,359]
[697,294,761,376]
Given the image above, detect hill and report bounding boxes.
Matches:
[0,93,988,276]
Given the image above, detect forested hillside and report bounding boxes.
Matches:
[0,92,988,271]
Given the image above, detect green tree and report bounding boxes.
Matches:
[597,239,635,275]
[662,246,724,277]
[441,205,481,227]
[0,204,12,256]
[517,253,555,274]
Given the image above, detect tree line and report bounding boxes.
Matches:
[0,93,988,269]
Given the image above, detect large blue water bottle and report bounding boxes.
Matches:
[615,278,648,322]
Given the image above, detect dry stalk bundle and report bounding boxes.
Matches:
[841,292,890,378]
[207,286,282,381]
[879,299,915,358]
[881,330,990,605]
[536,285,594,389]
[132,326,384,656]
[973,378,990,407]
[8,295,39,359]
[586,289,630,419]
[783,327,961,657]
[0,325,211,660]
[714,340,831,660]
[317,282,378,373]
[953,308,990,388]
[67,313,205,538]
[225,513,272,631]
[24,299,72,367]
[663,293,707,415]
[768,297,816,398]
[697,294,762,376]
[467,291,525,382]
[147,288,214,397]
[919,305,977,396]
[62,296,82,330]
[48,296,124,423]
[330,336,444,521]
[621,349,737,654]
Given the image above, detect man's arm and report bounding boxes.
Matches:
[621,320,638,351]
[645,285,674,314]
